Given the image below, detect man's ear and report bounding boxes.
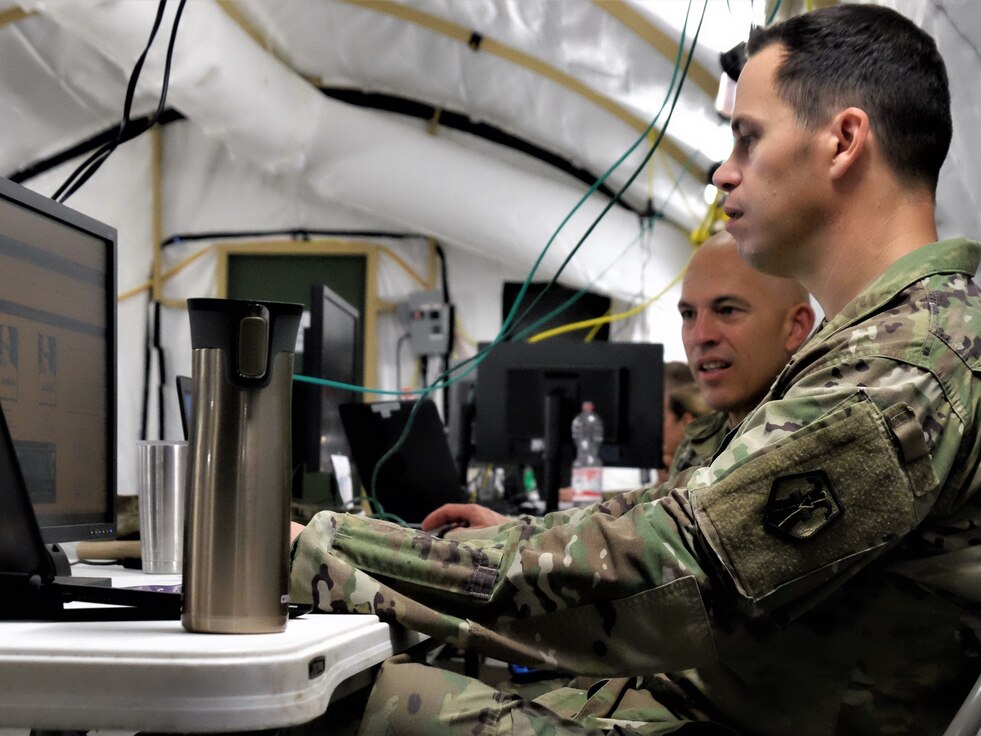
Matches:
[828,107,870,180]
[784,302,816,353]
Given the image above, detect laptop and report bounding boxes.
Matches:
[0,402,182,620]
[339,398,466,525]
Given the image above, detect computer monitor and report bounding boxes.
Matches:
[0,176,117,543]
[292,284,361,497]
[474,340,663,511]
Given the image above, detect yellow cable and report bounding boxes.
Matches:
[527,269,686,343]
[583,312,608,342]
[689,190,727,246]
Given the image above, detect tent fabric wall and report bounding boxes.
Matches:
[884,0,981,242]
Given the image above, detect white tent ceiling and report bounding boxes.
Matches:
[0,0,979,491]
[3,0,979,283]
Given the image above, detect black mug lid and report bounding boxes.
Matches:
[187,298,303,388]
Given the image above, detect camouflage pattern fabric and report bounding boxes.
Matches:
[291,239,981,735]
[358,654,736,735]
[666,412,731,484]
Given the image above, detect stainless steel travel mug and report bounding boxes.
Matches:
[181,298,302,634]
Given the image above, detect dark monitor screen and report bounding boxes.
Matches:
[0,176,117,543]
[293,284,361,492]
[474,341,662,510]
[502,281,612,341]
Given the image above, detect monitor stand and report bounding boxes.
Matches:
[47,543,72,577]
[541,391,564,513]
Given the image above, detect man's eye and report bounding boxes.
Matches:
[679,309,694,320]
[738,134,755,148]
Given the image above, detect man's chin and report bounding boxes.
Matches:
[738,244,792,278]
[734,240,766,268]
[697,386,727,411]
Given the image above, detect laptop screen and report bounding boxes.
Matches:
[0,399,57,582]
[339,398,465,525]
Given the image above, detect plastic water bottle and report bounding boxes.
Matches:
[570,401,604,505]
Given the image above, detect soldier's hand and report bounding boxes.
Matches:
[421,503,512,532]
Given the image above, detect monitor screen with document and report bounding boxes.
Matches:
[0,176,117,544]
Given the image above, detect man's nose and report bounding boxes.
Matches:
[713,155,739,193]
[691,314,721,345]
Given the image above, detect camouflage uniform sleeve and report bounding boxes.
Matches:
[291,486,717,676]
[443,484,663,542]
[511,484,657,528]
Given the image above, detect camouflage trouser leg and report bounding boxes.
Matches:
[356,654,605,736]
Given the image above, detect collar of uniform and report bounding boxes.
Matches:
[816,238,980,341]
[683,410,730,442]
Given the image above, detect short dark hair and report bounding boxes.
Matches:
[668,383,709,421]
[663,360,695,394]
[747,4,951,194]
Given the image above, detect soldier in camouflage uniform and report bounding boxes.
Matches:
[661,382,709,480]
[290,5,981,734]
[666,231,814,484]
[665,410,729,484]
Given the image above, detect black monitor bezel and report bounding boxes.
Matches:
[0,176,117,543]
[293,284,361,493]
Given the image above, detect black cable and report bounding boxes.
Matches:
[139,303,154,441]
[434,243,451,304]
[161,228,422,247]
[54,0,188,203]
[52,0,169,202]
[434,243,453,419]
[154,302,167,439]
[7,110,185,184]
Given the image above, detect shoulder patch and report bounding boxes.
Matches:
[764,470,844,542]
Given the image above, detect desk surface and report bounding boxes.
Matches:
[0,565,425,733]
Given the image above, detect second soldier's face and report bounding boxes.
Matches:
[679,247,798,423]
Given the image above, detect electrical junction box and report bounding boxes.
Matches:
[404,290,454,356]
